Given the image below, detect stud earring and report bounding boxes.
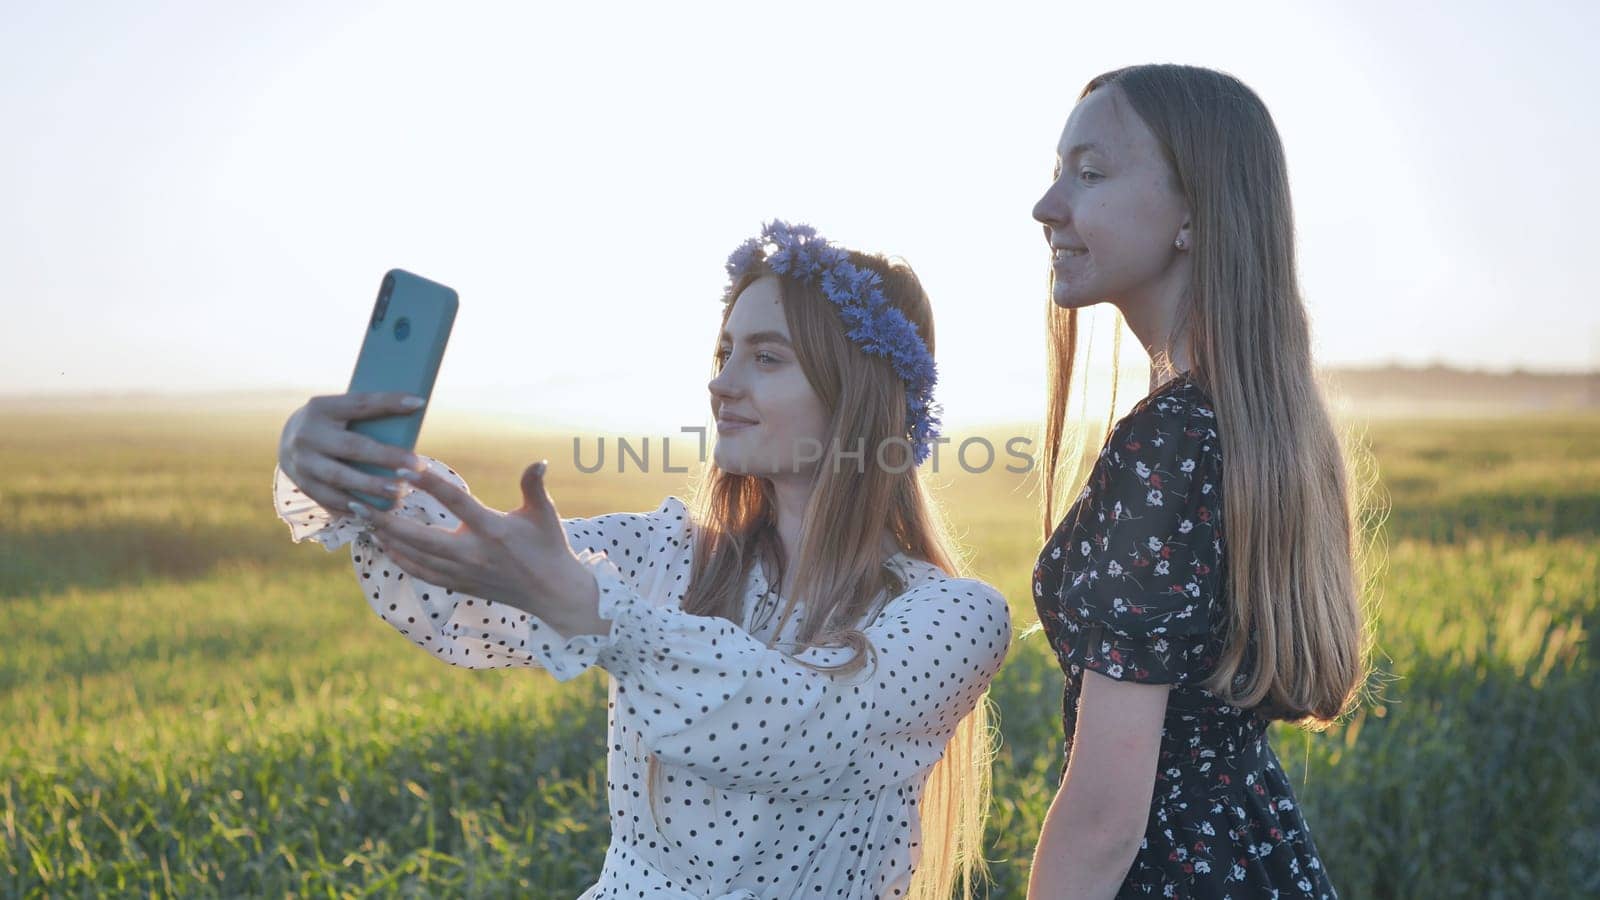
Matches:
[1174,237,1186,250]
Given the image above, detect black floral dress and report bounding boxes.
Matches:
[1031,371,1338,898]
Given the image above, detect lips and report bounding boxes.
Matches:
[716,411,759,431]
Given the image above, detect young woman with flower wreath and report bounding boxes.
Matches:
[273,221,1010,899]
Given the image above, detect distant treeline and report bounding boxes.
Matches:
[1318,364,1600,415]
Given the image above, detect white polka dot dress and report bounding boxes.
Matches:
[274,455,1011,898]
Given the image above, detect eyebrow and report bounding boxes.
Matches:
[718,329,793,347]
[1056,142,1108,172]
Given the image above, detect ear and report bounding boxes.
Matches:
[1175,215,1193,252]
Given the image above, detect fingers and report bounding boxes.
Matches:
[314,428,421,474]
[303,455,407,506]
[283,471,389,517]
[308,391,427,423]
[359,496,465,559]
[518,460,560,522]
[372,529,456,586]
[406,465,499,534]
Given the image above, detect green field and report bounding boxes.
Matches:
[2,408,1596,898]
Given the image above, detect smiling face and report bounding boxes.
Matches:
[1031,85,1192,311]
[708,275,831,478]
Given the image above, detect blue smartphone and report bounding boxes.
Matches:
[343,268,458,511]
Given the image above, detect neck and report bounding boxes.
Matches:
[766,472,901,596]
[1110,257,1194,392]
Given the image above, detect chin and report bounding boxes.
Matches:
[1051,287,1099,310]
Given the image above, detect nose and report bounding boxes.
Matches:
[708,364,741,407]
[1032,181,1064,231]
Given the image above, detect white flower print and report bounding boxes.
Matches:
[1025,385,1333,896]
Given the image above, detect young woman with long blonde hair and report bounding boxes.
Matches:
[1026,65,1376,898]
[273,221,1008,899]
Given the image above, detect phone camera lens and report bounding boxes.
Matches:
[371,273,395,328]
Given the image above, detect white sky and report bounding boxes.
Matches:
[2,0,1595,430]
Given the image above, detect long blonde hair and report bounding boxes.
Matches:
[1040,64,1380,727]
[647,248,995,898]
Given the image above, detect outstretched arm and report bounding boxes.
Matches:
[274,452,680,679]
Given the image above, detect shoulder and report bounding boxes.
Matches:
[1103,376,1221,476]
[887,562,1011,628]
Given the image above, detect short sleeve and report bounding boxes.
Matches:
[1056,397,1224,685]
[271,453,689,679]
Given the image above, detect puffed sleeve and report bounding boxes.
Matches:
[1056,400,1224,685]
[272,453,687,680]
[578,552,1012,799]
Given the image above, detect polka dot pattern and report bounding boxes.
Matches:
[274,455,1011,897]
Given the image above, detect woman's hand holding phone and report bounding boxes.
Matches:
[277,392,427,515]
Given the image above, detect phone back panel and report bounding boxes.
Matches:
[344,268,457,509]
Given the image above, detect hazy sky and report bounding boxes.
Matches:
[3,0,1595,429]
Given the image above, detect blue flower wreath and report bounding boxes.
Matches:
[723,220,942,466]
